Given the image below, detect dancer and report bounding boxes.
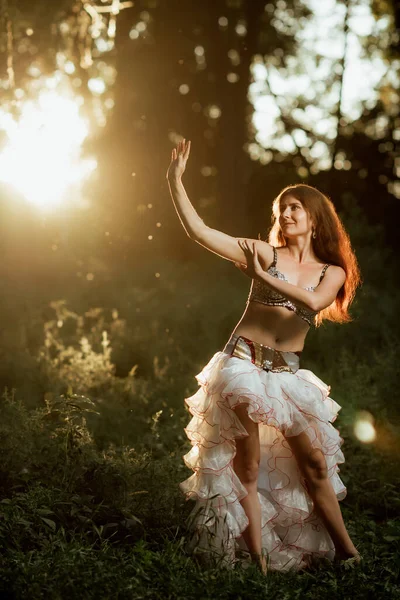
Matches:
[166,139,362,573]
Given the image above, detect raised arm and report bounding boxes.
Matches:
[166,139,270,265]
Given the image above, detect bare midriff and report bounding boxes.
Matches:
[232,301,310,353]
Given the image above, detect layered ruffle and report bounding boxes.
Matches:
[179,351,347,572]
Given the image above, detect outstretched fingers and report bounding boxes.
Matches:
[252,243,259,262]
[183,139,191,160]
[237,240,263,277]
[238,239,253,259]
[250,243,262,270]
[173,139,191,161]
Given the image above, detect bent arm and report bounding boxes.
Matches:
[257,265,346,312]
[167,175,266,264]
[311,266,347,311]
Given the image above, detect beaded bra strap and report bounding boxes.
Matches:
[319,264,330,282]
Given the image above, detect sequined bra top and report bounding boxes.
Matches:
[247,246,330,327]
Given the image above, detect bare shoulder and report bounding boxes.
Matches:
[326,264,346,285]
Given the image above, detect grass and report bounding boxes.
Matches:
[0,249,399,599]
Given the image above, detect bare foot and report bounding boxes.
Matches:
[334,549,361,563]
[251,553,268,575]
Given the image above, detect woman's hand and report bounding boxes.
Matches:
[235,240,264,280]
[166,139,191,181]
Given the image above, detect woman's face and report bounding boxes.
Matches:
[278,194,313,239]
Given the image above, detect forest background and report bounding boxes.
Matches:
[0,0,399,598]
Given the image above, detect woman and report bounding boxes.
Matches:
[166,139,362,574]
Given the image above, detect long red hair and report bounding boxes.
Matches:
[267,184,362,326]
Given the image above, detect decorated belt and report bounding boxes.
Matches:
[229,335,301,374]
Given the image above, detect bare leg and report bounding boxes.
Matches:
[232,404,267,574]
[285,431,359,559]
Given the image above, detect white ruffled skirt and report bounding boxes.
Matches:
[179,334,347,572]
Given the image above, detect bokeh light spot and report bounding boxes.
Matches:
[88,78,106,95]
[235,23,247,36]
[208,105,221,119]
[228,49,240,66]
[353,411,376,443]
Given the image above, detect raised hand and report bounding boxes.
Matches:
[235,240,264,280]
[166,139,191,181]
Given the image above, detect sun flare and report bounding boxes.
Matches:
[0,90,97,210]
